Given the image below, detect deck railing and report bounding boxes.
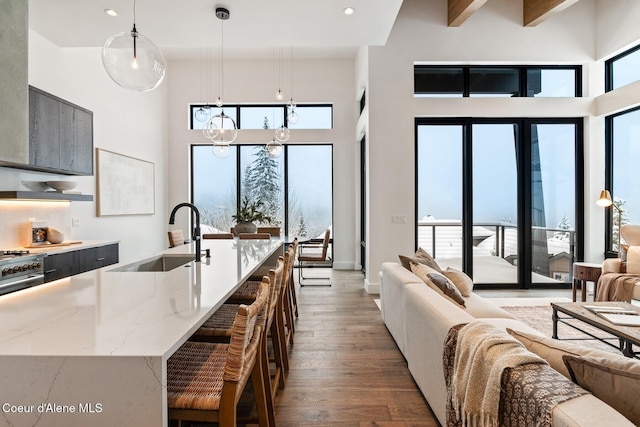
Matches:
[417,221,576,280]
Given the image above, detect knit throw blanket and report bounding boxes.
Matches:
[444,321,547,427]
[596,273,639,302]
[500,364,588,427]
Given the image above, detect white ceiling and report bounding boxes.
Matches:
[28,0,404,59]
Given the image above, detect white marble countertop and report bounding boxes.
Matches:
[0,238,282,358]
[22,240,120,255]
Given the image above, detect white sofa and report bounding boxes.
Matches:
[380,261,633,426]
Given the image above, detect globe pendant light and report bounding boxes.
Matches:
[275,47,284,101]
[287,98,299,124]
[208,110,238,144]
[286,46,299,124]
[102,0,165,92]
[206,7,237,159]
[212,143,231,159]
[275,124,290,142]
[266,138,283,158]
[194,106,210,122]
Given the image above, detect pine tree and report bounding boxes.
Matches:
[554,213,572,241]
[295,211,309,237]
[243,145,281,225]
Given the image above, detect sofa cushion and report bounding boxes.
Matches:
[399,247,442,273]
[563,355,640,425]
[443,267,473,297]
[626,246,640,274]
[410,263,466,307]
[463,294,514,319]
[507,328,615,379]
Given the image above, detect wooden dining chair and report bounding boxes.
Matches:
[203,232,234,239]
[239,232,271,240]
[257,226,281,237]
[167,278,270,427]
[168,229,185,248]
[297,228,332,286]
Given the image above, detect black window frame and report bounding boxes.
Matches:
[189,143,334,248]
[189,103,333,130]
[605,44,640,92]
[414,65,582,98]
[603,104,640,257]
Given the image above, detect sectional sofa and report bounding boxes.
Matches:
[380,261,635,426]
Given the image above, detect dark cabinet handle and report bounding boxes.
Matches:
[45,269,56,274]
[96,257,106,261]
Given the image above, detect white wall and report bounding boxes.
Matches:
[364,0,605,289]
[166,57,357,269]
[0,31,168,262]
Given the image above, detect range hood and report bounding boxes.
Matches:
[0,0,29,166]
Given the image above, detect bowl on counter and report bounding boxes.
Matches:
[47,227,64,244]
[45,181,77,192]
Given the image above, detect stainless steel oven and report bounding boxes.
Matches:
[0,251,45,296]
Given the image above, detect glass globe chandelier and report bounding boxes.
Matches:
[266,138,283,158]
[102,0,165,92]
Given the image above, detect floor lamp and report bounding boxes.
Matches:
[596,189,623,257]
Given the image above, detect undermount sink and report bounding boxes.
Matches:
[110,255,195,272]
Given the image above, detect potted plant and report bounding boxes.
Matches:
[232,197,273,234]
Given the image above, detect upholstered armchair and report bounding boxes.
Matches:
[598,224,640,301]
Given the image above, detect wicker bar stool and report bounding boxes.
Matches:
[286,238,299,319]
[193,259,287,402]
[167,278,270,427]
[281,241,297,347]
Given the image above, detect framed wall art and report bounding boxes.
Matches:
[96,148,155,216]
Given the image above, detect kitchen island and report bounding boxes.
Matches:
[0,238,282,426]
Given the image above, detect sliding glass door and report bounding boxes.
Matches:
[416,125,463,265]
[530,123,578,285]
[416,118,583,288]
[472,124,519,284]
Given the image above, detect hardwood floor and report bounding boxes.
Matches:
[273,269,438,427]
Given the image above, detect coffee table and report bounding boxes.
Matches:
[551,301,640,358]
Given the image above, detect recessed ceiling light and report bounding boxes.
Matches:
[343,7,355,16]
[104,9,118,17]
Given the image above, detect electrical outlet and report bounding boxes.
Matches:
[391,215,407,224]
[72,218,80,227]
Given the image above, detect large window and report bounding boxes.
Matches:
[606,44,640,91]
[192,144,333,242]
[416,118,583,288]
[414,65,581,98]
[604,106,640,255]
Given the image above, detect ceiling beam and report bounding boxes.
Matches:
[448,0,488,27]
[523,0,581,27]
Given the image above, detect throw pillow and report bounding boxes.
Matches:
[410,262,466,307]
[563,355,640,425]
[621,244,629,273]
[506,328,615,379]
[626,246,640,274]
[399,247,442,273]
[443,267,473,297]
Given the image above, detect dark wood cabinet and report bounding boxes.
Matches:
[43,251,74,282]
[44,243,119,283]
[28,86,93,175]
